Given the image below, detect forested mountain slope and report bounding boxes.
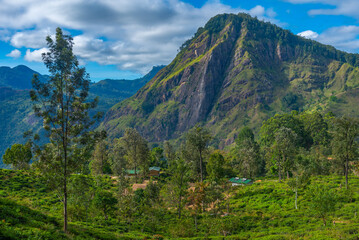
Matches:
[0,65,163,165]
[101,13,359,147]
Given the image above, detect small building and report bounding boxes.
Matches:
[126,167,160,177]
[149,167,160,177]
[229,177,253,186]
[126,169,141,176]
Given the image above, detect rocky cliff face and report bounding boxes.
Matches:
[101,13,359,146]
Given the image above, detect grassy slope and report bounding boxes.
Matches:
[226,176,359,240]
[0,169,149,239]
[1,169,359,239]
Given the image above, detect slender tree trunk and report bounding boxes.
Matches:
[64,174,67,232]
[295,176,298,210]
[278,164,282,183]
[343,163,346,176]
[63,148,68,233]
[194,215,198,231]
[61,80,68,234]
[178,174,184,219]
[100,149,103,175]
[199,150,203,182]
[287,171,290,179]
[227,199,230,213]
[104,209,108,220]
[345,157,349,189]
[178,197,182,219]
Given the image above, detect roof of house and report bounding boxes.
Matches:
[126,167,160,174]
[229,177,253,184]
[149,167,160,171]
[126,169,141,174]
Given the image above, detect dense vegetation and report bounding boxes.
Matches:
[101,13,359,147]
[2,109,359,239]
[1,14,359,239]
[0,65,163,165]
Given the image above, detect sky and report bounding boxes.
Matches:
[1,0,359,81]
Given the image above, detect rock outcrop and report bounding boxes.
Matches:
[101,13,359,146]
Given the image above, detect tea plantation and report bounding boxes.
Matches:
[1,169,359,239]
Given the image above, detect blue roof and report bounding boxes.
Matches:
[149,167,160,171]
[229,177,252,184]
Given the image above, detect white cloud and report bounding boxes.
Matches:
[0,0,280,73]
[11,28,53,48]
[316,25,359,52]
[284,0,359,19]
[297,25,359,53]
[24,48,48,62]
[298,30,319,39]
[249,5,265,16]
[6,49,21,58]
[286,0,359,53]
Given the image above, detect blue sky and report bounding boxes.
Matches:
[1,0,359,81]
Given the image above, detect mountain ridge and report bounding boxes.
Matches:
[0,65,164,166]
[0,65,48,90]
[101,13,359,147]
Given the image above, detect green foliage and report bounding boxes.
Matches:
[3,168,359,239]
[120,128,150,181]
[3,13,359,239]
[90,140,111,175]
[184,125,212,182]
[94,190,118,220]
[207,151,226,182]
[150,147,166,168]
[109,138,127,177]
[30,27,101,232]
[0,197,66,240]
[163,141,176,168]
[300,111,330,146]
[68,174,95,221]
[2,143,32,170]
[166,157,191,219]
[99,12,359,149]
[0,66,163,165]
[281,92,303,111]
[272,127,298,182]
[144,180,161,205]
[235,127,262,178]
[306,183,338,226]
[330,116,359,188]
[260,112,307,148]
[204,13,245,34]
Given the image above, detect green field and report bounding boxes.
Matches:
[1,169,359,239]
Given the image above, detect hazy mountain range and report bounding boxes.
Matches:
[0,65,164,166]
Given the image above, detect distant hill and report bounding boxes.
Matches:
[88,66,164,115]
[0,65,48,89]
[0,65,164,167]
[91,65,164,99]
[100,13,359,148]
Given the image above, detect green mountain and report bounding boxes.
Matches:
[89,65,164,114]
[101,13,359,147]
[0,65,164,166]
[0,65,48,89]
